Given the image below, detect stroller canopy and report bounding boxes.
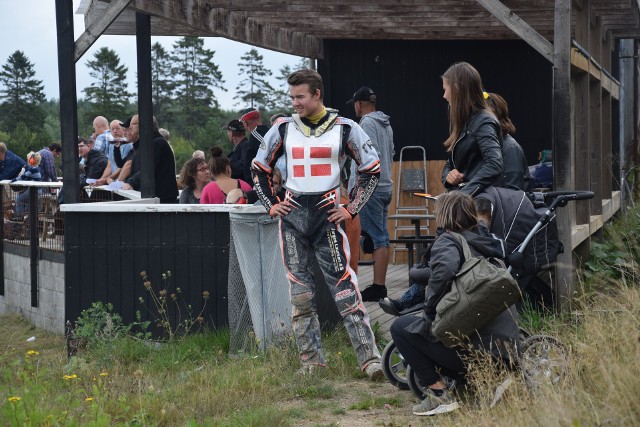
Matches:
[475,186,559,275]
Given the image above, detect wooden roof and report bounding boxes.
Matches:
[78,0,640,59]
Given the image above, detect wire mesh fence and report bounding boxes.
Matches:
[1,182,140,252]
[228,210,292,353]
[2,182,64,251]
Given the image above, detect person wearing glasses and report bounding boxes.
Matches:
[178,158,212,204]
[120,114,179,203]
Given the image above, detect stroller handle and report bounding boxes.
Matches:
[536,190,595,201]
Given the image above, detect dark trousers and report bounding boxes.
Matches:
[390,315,467,386]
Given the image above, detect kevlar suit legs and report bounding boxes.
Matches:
[280,191,381,369]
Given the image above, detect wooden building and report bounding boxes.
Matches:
[60,0,640,309]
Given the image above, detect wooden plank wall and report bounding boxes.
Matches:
[64,211,230,335]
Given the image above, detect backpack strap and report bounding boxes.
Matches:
[448,231,473,262]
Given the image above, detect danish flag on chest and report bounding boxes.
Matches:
[285,122,342,193]
[291,146,333,178]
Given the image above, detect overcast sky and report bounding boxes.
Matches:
[0,0,303,114]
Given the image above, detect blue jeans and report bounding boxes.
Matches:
[398,282,425,309]
[15,188,42,218]
[358,190,392,250]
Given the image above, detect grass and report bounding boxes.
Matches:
[2,207,640,426]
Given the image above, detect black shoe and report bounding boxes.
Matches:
[360,285,387,302]
[378,297,403,316]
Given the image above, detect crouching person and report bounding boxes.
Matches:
[391,192,520,416]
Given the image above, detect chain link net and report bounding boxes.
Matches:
[228,211,292,352]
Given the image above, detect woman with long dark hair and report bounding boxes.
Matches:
[440,62,503,197]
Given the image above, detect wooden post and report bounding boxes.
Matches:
[553,0,574,311]
[55,0,80,204]
[589,16,603,215]
[136,12,155,199]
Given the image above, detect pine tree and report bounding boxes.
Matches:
[273,58,311,112]
[0,50,46,132]
[170,37,225,139]
[273,64,293,112]
[151,42,175,124]
[235,49,274,111]
[83,47,131,123]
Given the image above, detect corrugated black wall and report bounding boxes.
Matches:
[64,211,229,335]
[319,39,553,163]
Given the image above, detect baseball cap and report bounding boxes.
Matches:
[346,86,376,104]
[120,116,134,128]
[239,107,261,122]
[221,119,245,132]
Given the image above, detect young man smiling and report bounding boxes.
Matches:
[251,69,383,379]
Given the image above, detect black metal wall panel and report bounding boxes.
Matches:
[320,39,553,164]
[64,211,230,336]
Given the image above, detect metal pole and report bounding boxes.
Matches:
[29,188,38,307]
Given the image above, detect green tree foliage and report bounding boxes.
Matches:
[151,42,175,124]
[0,50,46,133]
[40,99,61,142]
[273,64,294,113]
[170,37,225,139]
[83,47,132,124]
[273,58,309,113]
[5,122,50,161]
[235,49,275,111]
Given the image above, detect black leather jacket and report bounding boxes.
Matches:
[441,111,503,197]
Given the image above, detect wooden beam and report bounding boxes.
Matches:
[475,0,554,62]
[74,0,132,62]
[553,0,575,310]
[56,0,80,205]
[130,0,323,58]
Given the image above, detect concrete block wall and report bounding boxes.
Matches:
[0,254,65,334]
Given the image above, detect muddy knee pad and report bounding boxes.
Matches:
[291,291,315,317]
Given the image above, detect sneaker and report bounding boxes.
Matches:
[379,297,402,316]
[364,361,384,381]
[412,388,459,416]
[360,285,387,302]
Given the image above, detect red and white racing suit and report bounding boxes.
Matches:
[251,110,381,370]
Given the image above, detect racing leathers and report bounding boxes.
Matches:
[251,109,382,370]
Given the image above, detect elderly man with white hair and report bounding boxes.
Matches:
[92,116,110,155]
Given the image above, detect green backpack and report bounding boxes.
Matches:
[431,232,522,348]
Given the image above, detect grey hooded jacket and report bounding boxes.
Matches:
[349,111,395,193]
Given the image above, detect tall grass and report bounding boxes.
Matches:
[1,208,640,425]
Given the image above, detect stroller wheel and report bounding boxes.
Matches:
[520,334,568,387]
[381,341,409,390]
[519,326,531,341]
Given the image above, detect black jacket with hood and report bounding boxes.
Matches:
[405,225,520,361]
[441,111,504,197]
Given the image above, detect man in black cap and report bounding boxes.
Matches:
[222,119,250,180]
[239,107,269,183]
[347,86,395,302]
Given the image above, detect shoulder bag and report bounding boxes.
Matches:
[431,231,521,348]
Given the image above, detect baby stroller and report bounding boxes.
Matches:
[381,189,594,399]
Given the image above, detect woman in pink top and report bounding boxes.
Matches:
[200,146,252,204]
